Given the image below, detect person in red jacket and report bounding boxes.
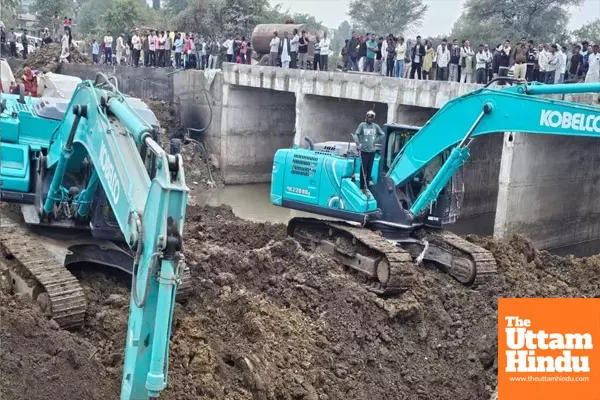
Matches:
[22,67,38,97]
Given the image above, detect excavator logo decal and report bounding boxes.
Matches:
[100,141,121,205]
[540,110,600,134]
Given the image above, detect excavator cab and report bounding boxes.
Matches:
[375,124,465,227]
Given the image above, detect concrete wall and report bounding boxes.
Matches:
[173,70,223,165]
[220,85,296,183]
[58,64,174,101]
[296,95,387,145]
[495,133,600,250]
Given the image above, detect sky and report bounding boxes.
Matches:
[272,0,600,36]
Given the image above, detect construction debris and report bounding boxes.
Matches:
[1,204,598,399]
[146,99,224,192]
[13,43,90,81]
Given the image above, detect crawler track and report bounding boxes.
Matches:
[288,218,415,295]
[426,229,497,287]
[288,217,497,294]
[0,218,87,329]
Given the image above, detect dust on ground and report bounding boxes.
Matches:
[13,42,90,81]
[2,204,599,399]
[145,99,224,194]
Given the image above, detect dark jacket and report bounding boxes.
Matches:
[348,37,360,59]
[498,47,511,68]
[492,50,500,74]
[450,45,461,64]
[359,40,367,58]
[411,43,425,63]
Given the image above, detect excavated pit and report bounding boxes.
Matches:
[1,205,599,399]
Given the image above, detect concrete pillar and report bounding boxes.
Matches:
[494,132,600,250]
[387,103,398,124]
[293,91,305,146]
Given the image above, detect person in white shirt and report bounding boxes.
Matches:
[132,29,141,67]
[395,37,406,78]
[475,44,488,84]
[148,31,156,67]
[381,35,388,76]
[436,38,448,79]
[555,45,567,83]
[290,29,299,69]
[279,31,291,68]
[545,44,559,84]
[116,34,125,65]
[436,41,450,81]
[483,45,492,82]
[320,31,331,71]
[585,43,600,83]
[537,44,548,83]
[460,40,475,83]
[269,31,280,67]
[158,31,166,67]
[223,37,234,63]
[103,34,113,65]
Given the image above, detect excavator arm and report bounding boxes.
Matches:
[42,76,188,399]
[386,81,600,219]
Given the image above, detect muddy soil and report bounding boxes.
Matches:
[3,204,598,399]
[145,99,224,194]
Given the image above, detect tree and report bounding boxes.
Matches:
[164,0,188,15]
[33,0,70,30]
[0,0,21,28]
[451,0,583,47]
[572,18,600,42]
[103,0,142,36]
[348,0,427,36]
[76,0,112,35]
[220,0,270,38]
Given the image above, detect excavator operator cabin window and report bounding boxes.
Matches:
[386,130,411,169]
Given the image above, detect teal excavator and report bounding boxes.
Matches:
[271,79,600,293]
[0,74,187,399]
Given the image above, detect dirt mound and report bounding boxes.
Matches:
[1,205,599,399]
[0,269,119,399]
[14,42,90,79]
[146,100,224,191]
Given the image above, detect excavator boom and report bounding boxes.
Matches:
[389,81,600,219]
[0,76,188,399]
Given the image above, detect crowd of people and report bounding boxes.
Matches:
[340,33,600,84]
[2,12,599,84]
[90,30,254,69]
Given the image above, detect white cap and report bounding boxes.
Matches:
[366,110,376,117]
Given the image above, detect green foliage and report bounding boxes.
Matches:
[33,0,69,30]
[103,0,142,37]
[1,0,20,29]
[348,0,427,36]
[451,0,583,48]
[1,0,20,13]
[572,18,600,42]
[164,0,189,15]
[77,0,112,36]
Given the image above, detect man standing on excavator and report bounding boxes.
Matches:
[352,110,385,194]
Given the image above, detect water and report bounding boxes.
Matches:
[194,183,600,257]
[193,183,316,224]
[193,183,495,235]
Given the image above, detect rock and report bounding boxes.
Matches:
[105,294,127,308]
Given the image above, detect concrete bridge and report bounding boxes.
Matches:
[58,62,600,254]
